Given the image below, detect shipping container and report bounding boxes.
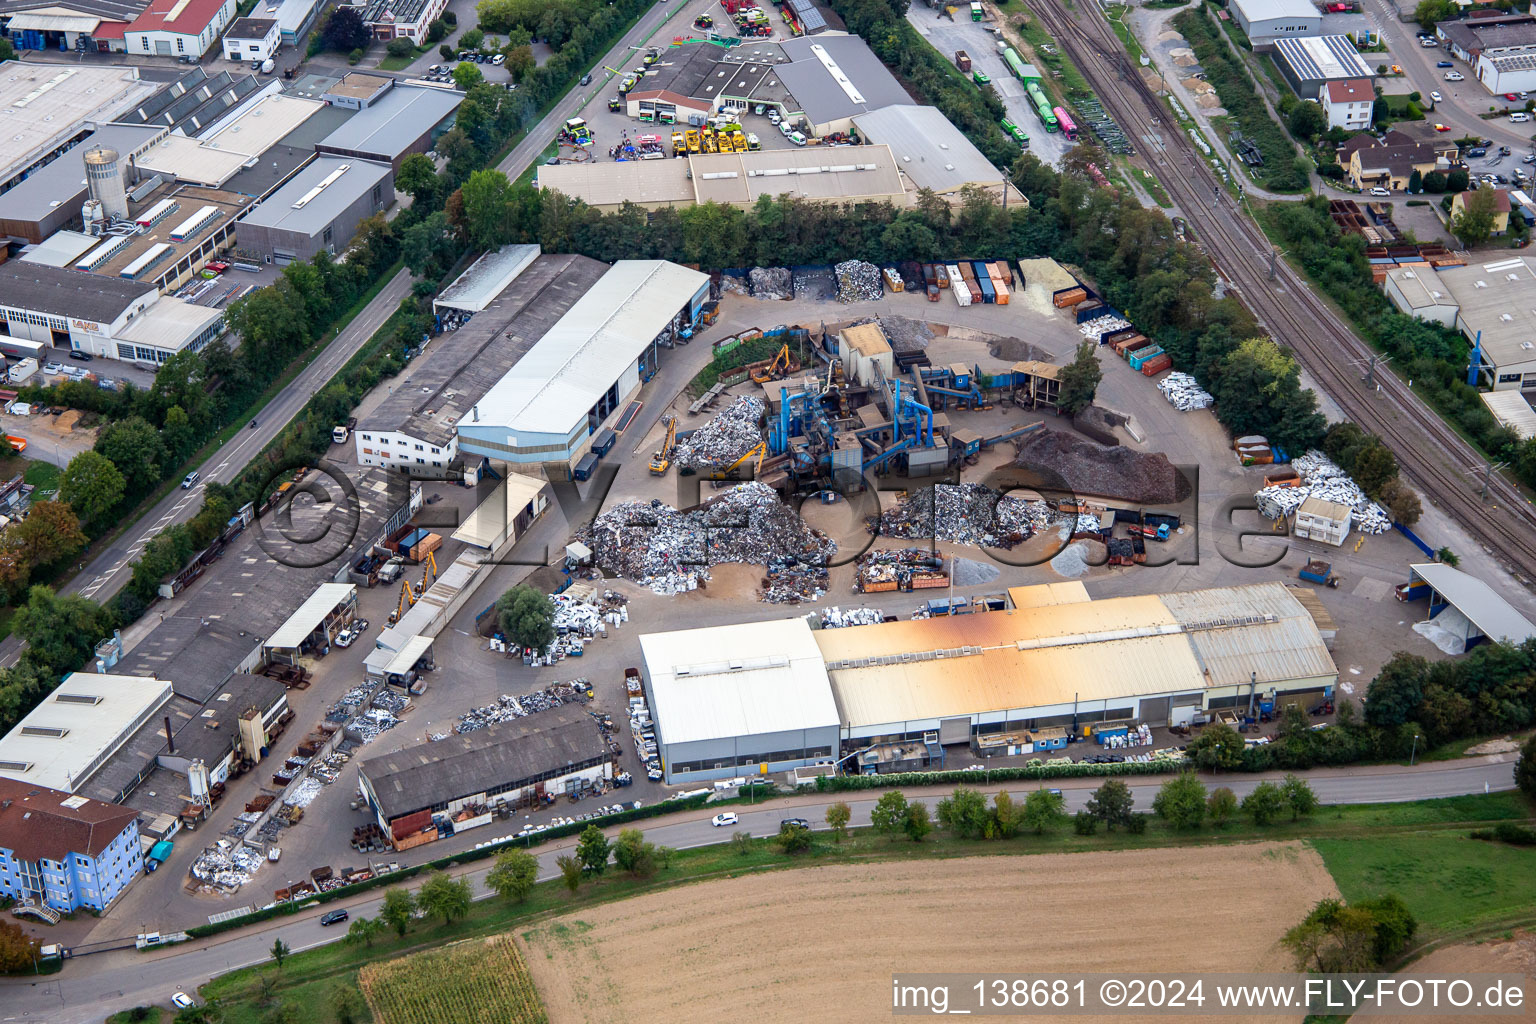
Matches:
[573,453,599,480]
[590,427,617,457]
[990,261,1014,287]
[991,276,1009,305]
[1139,354,1172,376]
[958,262,977,285]
[973,270,995,303]
[1053,286,1088,308]
[955,49,972,72]
[935,264,950,288]
[1127,345,1165,371]
[408,532,441,563]
[953,278,973,306]
[1119,338,1152,359]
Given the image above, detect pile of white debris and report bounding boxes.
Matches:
[1253,449,1392,534]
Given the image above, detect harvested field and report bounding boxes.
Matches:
[518,845,1335,1024]
[360,934,548,1024]
[1372,931,1536,1024]
[1016,428,1192,504]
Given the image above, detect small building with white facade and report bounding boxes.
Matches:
[639,618,841,784]
[1320,78,1374,131]
[1229,0,1322,48]
[125,0,237,58]
[1273,35,1375,98]
[1476,45,1536,95]
[222,16,280,62]
[1293,496,1352,546]
[353,0,447,45]
[456,260,710,477]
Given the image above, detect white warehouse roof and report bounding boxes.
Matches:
[1232,0,1319,21]
[435,243,540,313]
[640,618,839,745]
[1408,563,1536,644]
[0,673,174,792]
[471,260,708,435]
[265,582,355,650]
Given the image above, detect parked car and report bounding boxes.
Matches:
[320,909,349,926]
[1445,71,1464,80]
[172,993,195,1009]
[67,350,91,361]
[788,131,807,146]
[1419,37,1438,47]
[1369,186,1391,196]
[42,362,64,374]
[711,812,738,827]
[1469,147,1488,158]
[1437,61,1455,68]
[1434,123,1450,132]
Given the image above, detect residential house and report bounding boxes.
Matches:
[1320,78,1374,131]
[1451,188,1512,236]
[1339,133,1446,190]
[0,777,143,914]
[351,0,447,45]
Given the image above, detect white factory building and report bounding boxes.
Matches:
[1383,258,1536,390]
[640,582,1339,782]
[1475,45,1536,96]
[0,673,174,793]
[456,260,710,476]
[1229,0,1321,48]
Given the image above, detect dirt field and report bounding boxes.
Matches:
[1372,932,1536,1024]
[517,844,1337,1024]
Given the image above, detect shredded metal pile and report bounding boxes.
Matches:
[584,482,834,594]
[190,838,268,891]
[1015,429,1191,505]
[1253,449,1392,534]
[835,259,883,303]
[874,483,1057,548]
[1079,313,1129,340]
[814,606,886,628]
[749,266,792,299]
[455,681,592,734]
[1158,371,1214,411]
[674,396,765,472]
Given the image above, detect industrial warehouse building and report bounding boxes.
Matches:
[235,156,394,263]
[0,673,174,793]
[1271,35,1375,98]
[1228,0,1321,48]
[852,105,1026,204]
[314,80,462,171]
[537,145,910,213]
[358,705,611,848]
[640,619,841,784]
[1383,257,1536,390]
[0,63,159,195]
[641,582,1338,781]
[359,249,607,474]
[456,260,710,476]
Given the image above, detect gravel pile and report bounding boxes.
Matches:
[875,482,1058,548]
[878,315,936,352]
[951,555,1002,586]
[583,482,835,594]
[1015,429,1191,505]
[674,396,765,471]
[1158,372,1214,411]
[835,260,883,302]
[750,266,792,299]
[1253,450,1391,533]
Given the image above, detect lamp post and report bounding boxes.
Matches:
[1410,733,1420,765]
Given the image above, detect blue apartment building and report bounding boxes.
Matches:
[0,778,143,914]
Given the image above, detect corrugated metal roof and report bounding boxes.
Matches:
[641,619,839,744]
[1006,582,1091,608]
[470,260,708,435]
[316,84,461,159]
[451,473,547,549]
[265,583,354,650]
[435,243,539,313]
[1409,563,1536,643]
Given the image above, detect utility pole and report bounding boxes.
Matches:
[1478,459,1508,501]
[1267,248,1282,281]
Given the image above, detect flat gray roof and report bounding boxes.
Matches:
[116,468,412,704]
[0,262,154,322]
[222,104,356,199]
[778,35,913,124]
[853,104,1003,193]
[361,704,608,821]
[239,156,391,236]
[316,85,461,159]
[362,253,610,446]
[0,124,164,229]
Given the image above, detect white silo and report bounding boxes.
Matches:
[83,146,129,221]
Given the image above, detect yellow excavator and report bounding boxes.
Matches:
[649,416,677,475]
[709,440,766,480]
[387,550,440,624]
[748,343,795,384]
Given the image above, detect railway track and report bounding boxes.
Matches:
[1025,0,1536,582]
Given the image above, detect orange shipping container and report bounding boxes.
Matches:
[1054,287,1088,308]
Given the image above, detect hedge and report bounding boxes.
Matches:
[184,792,713,939]
[812,758,1187,792]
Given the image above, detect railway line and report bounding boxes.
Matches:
[1024,0,1536,582]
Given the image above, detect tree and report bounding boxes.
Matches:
[1056,341,1102,416]
[870,790,909,840]
[1188,722,1246,771]
[1283,896,1417,972]
[731,830,753,856]
[60,450,125,524]
[1364,652,1428,727]
[460,26,484,48]
[504,44,535,82]
[1407,169,1423,194]
[1242,781,1287,825]
[1446,168,1470,193]
[1207,786,1238,827]
[345,915,383,948]
[426,17,447,41]
[13,586,113,674]
[576,824,611,876]
[1517,733,1536,799]
[321,4,369,51]
[1423,170,1448,194]
[486,849,538,901]
[992,790,1018,839]
[270,937,290,968]
[459,169,517,250]
[386,36,414,57]
[776,821,812,854]
[1021,788,1066,835]
[1452,186,1501,247]
[495,584,555,654]
[1281,775,1319,820]
[825,800,851,840]
[1414,0,1455,27]
[417,871,472,924]
[0,38,13,63]
[0,919,39,972]
[330,984,367,1024]
[452,61,484,91]
[612,828,659,877]
[402,210,460,278]
[556,854,582,894]
[397,153,439,205]
[440,42,455,59]
[95,415,167,493]
[1288,101,1327,140]
[1073,810,1097,835]
[1211,338,1325,452]
[903,801,932,842]
[1378,478,1422,526]
[380,887,416,937]
[936,786,991,839]
[8,501,86,571]
[1153,772,1207,829]
[263,1004,302,1024]
[1086,779,1134,831]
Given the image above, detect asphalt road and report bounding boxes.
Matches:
[4,756,1516,1023]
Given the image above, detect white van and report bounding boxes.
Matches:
[181,470,200,489]
[1512,112,1531,123]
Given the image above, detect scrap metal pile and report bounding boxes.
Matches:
[814,605,887,628]
[759,554,828,604]
[583,482,834,594]
[749,266,792,299]
[454,680,591,735]
[1157,372,1214,411]
[834,260,882,303]
[873,483,1058,548]
[190,838,267,892]
[1079,313,1130,340]
[674,396,765,472]
[854,547,946,593]
[1253,450,1392,534]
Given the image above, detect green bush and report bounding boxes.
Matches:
[386,37,414,58]
[348,47,363,64]
[814,759,1185,792]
